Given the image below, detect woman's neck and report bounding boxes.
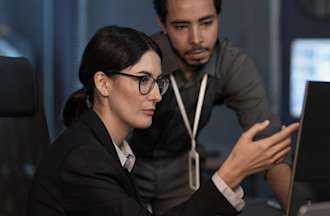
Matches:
[93,106,129,147]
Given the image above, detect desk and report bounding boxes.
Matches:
[240,198,283,216]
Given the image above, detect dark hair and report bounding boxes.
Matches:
[62,25,162,127]
[153,0,222,23]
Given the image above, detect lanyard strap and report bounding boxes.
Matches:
[170,73,208,150]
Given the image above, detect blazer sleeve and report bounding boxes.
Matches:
[61,143,149,216]
[60,144,239,216]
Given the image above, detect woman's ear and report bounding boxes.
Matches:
[94,71,111,97]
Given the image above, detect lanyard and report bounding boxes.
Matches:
[170,73,208,190]
[170,73,208,150]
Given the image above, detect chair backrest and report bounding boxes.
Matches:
[0,56,50,216]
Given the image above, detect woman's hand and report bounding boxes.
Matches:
[217,120,299,189]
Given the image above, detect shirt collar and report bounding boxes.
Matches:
[112,140,136,172]
[171,47,219,89]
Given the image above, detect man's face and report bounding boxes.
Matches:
[162,0,219,68]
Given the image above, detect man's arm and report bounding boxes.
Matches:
[267,163,292,212]
[219,43,291,210]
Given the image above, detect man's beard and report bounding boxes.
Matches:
[169,41,209,69]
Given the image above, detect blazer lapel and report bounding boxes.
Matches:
[123,168,143,204]
[80,109,141,202]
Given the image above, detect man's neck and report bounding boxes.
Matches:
[176,58,196,80]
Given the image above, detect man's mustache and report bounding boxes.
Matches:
[185,45,208,55]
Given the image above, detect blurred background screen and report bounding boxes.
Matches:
[290,39,330,118]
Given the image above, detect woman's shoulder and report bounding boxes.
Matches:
[38,122,98,168]
[35,120,114,177]
[54,121,93,146]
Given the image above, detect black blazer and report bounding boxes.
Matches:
[27,109,239,216]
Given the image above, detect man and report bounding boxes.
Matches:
[130,0,292,214]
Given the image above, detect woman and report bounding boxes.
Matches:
[27,26,298,216]
[27,25,231,216]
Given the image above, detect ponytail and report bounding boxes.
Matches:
[62,88,90,127]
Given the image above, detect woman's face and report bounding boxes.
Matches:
[107,50,162,129]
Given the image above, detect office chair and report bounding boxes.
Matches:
[0,56,50,216]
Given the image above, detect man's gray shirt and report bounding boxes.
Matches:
[130,32,285,163]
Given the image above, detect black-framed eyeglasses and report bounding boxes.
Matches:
[103,70,169,96]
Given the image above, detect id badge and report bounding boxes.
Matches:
[189,149,200,190]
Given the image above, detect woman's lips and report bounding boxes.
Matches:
[143,109,155,116]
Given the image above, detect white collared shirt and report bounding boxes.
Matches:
[112,140,135,172]
[212,173,245,210]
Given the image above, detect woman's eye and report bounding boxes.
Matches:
[140,76,151,83]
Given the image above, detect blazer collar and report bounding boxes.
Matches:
[79,109,142,203]
[80,109,118,159]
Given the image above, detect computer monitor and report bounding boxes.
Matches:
[287,81,330,216]
[290,39,330,118]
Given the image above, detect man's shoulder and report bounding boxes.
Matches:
[150,31,165,43]
[150,32,178,74]
[150,32,172,54]
[214,38,255,74]
[217,39,250,61]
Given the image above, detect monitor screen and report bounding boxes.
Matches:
[290,38,330,118]
[288,81,330,216]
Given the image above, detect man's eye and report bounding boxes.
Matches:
[201,20,213,27]
[174,25,187,30]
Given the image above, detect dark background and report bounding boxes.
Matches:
[1,0,330,205]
